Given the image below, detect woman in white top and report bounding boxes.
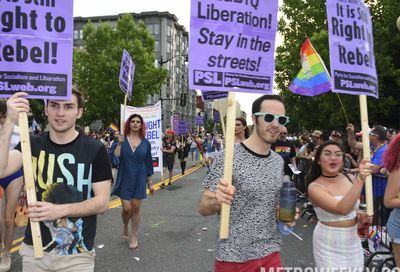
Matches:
[306,140,373,270]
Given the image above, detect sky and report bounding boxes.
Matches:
[74,0,276,125]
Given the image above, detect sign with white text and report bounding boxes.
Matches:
[121,102,163,172]
[119,50,135,101]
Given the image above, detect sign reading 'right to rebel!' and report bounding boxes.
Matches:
[327,0,378,98]
[189,0,279,94]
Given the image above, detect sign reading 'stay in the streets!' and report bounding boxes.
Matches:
[189,0,279,94]
[0,1,73,100]
[327,0,378,98]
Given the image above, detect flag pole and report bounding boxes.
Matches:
[335,93,349,124]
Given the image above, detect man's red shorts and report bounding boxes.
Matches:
[215,252,283,272]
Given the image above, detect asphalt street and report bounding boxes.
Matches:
[9,158,316,271]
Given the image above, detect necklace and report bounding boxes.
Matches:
[321,174,338,178]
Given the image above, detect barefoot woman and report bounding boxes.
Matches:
[112,114,154,249]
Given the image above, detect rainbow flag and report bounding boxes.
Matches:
[109,123,119,132]
[368,226,382,250]
[195,149,202,161]
[288,38,331,96]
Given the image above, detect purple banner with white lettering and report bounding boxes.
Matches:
[171,113,179,133]
[189,0,278,94]
[0,1,73,100]
[119,50,135,101]
[195,115,204,126]
[213,110,220,123]
[201,90,228,101]
[327,0,378,98]
[177,120,189,136]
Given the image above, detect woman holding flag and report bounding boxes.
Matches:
[306,140,373,270]
[112,113,154,249]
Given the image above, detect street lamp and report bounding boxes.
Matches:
[158,54,188,65]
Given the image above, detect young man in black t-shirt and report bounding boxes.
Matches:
[160,129,176,188]
[271,126,297,179]
[0,90,112,271]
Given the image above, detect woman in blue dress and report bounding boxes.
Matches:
[112,113,154,249]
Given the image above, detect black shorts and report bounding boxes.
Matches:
[163,156,174,171]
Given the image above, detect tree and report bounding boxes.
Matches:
[276,0,400,132]
[73,14,168,127]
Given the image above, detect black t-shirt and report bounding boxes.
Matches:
[162,138,176,159]
[16,132,112,254]
[271,139,296,176]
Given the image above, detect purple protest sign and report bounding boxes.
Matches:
[0,1,73,100]
[119,50,135,101]
[189,0,279,94]
[213,110,221,123]
[201,90,228,101]
[177,120,189,136]
[195,115,204,126]
[327,0,378,98]
[171,113,179,133]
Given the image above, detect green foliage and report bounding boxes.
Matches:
[203,119,222,134]
[73,14,168,127]
[29,100,47,130]
[276,0,400,132]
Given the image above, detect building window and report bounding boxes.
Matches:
[166,42,171,53]
[153,24,160,35]
[155,41,160,52]
[74,30,80,40]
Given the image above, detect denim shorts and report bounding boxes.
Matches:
[387,208,400,244]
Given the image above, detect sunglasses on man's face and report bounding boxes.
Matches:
[253,112,290,126]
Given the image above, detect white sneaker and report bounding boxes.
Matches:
[0,252,11,272]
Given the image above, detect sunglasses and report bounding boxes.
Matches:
[254,112,290,126]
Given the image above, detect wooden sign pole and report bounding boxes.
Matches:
[19,113,43,258]
[217,100,226,137]
[121,94,128,133]
[359,95,374,216]
[219,92,236,239]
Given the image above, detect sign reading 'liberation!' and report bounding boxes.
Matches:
[327,0,378,98]
[189,0,279,94]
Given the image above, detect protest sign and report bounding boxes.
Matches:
[195,115,204,126]
[0,1,73,99]
[213,110,220,123]
[328,0,376,215]
[121,102,163,172]
[177,120,189,136]
[171,113,179,133]
[189,0,279,93]
[327,0,378,98]
[201,90,228,101]
[119,50,135,101]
